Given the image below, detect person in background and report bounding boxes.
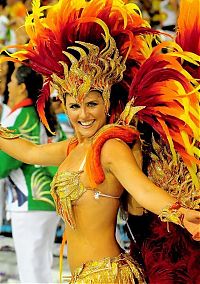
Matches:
[0,0,17,53]
[5,0,27,46]
[0,0,8,49]
[0,56,9,232]
[0,65,59,283]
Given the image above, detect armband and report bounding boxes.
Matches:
[159,201,184,231]
[0,124,20,139]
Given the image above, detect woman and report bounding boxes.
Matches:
[0,0,199,283]
[0,88,199,283]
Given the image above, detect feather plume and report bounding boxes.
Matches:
[140,216,200,284]
[126,42,200,186]
[176,0,200,79]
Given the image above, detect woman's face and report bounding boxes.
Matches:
[0,61,8,95]
[65,90,107,139]
[0,76,7,95]
[8,71,18,103]
[7,70,24,107]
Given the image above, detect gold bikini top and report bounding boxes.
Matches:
[50,156,120,229]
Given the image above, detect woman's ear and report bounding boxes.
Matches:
[19,82,27,95]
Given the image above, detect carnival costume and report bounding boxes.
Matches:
[0,0,200,283]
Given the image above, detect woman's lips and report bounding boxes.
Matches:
[78,120,95,128]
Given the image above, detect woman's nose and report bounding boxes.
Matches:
[79,106,88,119]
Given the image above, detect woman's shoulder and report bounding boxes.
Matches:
[102,137,129,152]
[101,138,133,164]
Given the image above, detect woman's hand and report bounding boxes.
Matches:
[180,207,200,241]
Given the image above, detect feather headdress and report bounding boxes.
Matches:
[0,0,153,130]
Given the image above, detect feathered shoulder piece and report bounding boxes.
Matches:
[86,124,139,187]
[66,124,139,188]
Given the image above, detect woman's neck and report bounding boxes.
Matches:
[77,135,93,146]
[76,124,107,145]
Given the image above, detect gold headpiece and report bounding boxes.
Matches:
[51,35,126,111]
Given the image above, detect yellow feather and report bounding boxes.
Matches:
[193,146,200,157]
[126,3,142,17]
[167,51,200,66]
[187,84,200,95]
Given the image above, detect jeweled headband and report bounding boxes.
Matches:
[52,35,126,111]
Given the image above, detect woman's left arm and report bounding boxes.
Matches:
[101,139,200,239]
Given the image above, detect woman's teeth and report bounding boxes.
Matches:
[79,120,94,126]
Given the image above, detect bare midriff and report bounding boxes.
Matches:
[66,191,121,273]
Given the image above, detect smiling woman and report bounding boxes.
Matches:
[0,0,200,283]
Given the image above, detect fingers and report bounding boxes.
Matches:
[183,209,200,224]
[192,232,200,241]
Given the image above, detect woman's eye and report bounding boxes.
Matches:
[87,102,98,107]
[70,104,80,109]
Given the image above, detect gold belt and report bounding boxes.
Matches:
[63,253,145,283]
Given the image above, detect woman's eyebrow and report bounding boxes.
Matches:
[68,102,80,106]
[85,99,99,103]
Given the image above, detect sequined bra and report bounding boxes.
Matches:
[50,156,120,229]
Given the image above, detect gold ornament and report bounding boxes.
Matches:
[118,100,146,125]
[51,35,126,111]
[159,201,185,231]
[0,125,20,139]
[66,253,145,283]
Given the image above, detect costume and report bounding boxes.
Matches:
[0,99,60,283]
[129,1,200,283]
[0,0,200,283]
[68,253,144,284]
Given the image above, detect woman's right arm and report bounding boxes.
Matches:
[101,139,200,239]
[0,136,69,166]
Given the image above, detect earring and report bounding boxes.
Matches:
[105,108,110,117]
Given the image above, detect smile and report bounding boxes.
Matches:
[78,120,95,128]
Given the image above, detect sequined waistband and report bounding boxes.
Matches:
[63,253,145,283]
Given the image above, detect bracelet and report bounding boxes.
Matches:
[0,124,20,139]
[159,201,185,231]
